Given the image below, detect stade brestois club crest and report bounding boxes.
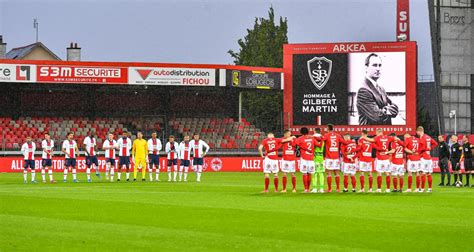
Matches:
[307,56,332,90]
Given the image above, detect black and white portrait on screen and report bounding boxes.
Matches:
[348,52,406,125]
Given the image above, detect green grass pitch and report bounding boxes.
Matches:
[0,172,473,251]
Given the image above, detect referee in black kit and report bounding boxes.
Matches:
[461,135,474,187]
[449,135,463,186]
[438,135,451,186]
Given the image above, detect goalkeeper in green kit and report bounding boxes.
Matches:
[312,128,325,193]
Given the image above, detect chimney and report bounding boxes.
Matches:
[67,42,81,61]
[0,36,7,59]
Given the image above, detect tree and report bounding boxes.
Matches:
[228,6,288,133]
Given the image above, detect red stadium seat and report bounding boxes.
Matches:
[469,134,474,144]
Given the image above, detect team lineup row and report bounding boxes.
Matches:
[258,124,474,193]
[20,131,210,183]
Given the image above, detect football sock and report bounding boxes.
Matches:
[446,173,451,184]
[302,174,307,190]
[23,169,27,181]
[156,169,160,180]
[86,168,91,180]
[149,167,153,181]
[327,175,332,191]
[110,168,115,181]
[307,174,312,190]
[184,167,188,181]
[335,175,340,190]
[441,172,445,184]
[141,166,146,179]
[63,169,68,181]
[197,172,201,181]
[72,169,77,180]
[421,174,426,189]
[399,177,404,190]
[416,175,420,189]
[41,169,46,181]
[368,176,373,189]
[393,177,398,190]
[343,175,349,189]
[377,175,382,189]
[360,175,365,190]
[386,175,391,189]
[48,169,53,181]
[31,169,35,181]
[454,174,458,183]
[168,167,172,180]
[133,167,138,179]
[126,172,130,180]
[466,174,470,185]
[179,167,183,181]
[312,173,317,188]
[351,175,356,189]
[173,171,177,181]
[273,177,279,191]
[459,174,463,183]
[292,175,297,190]
[317,173,324,190]
[408,175,412,189]
[282,175,287,190]
[428,174,433,188]
[264,177,270,191]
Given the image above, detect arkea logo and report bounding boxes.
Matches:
[136,69,152,80]
[307,56,332,90]
[16,65,31,81]
[210,158,223,171]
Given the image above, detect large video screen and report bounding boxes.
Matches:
[283,42,417,135]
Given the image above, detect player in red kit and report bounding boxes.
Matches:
[356,130,375,192]
[403,133,422,192]
[416,126,438,193]
[295,127,321,193]
[281,130,297,193]
[341,134,357,192]
[386,133,405,192]
[362,129,396,193]
[322,124,349,192]
[259,132,293,193]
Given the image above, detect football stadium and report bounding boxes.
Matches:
[0,0,473,251]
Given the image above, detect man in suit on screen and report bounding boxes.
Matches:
[356,53,398,125]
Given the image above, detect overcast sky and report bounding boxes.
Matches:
[0,0,433,75]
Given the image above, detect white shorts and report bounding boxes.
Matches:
[407,160,421,173]
[263,158,279,174]
[375,159,391,173]
[391,163,405,176]
[421,159,433,173]
[358,161,373,172]
[299,159,315,174]
[281,160,296,173]
[342,162,357,175]
[325,158,340,171]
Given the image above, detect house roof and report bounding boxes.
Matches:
[6,42,61,60]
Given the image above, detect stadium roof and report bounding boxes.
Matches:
[6,42,61,60]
